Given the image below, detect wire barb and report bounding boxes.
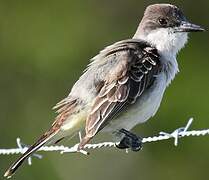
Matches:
[159,118,194,146]
[1,118,209,167]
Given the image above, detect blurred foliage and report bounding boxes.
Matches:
[0,0,209,179]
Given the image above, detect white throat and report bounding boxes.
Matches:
[134,28,188,56]
[134,28,188,85]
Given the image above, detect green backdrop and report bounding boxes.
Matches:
[0,0,209,179]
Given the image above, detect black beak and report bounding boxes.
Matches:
[175,21,205,32]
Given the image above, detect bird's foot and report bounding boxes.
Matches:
[116,129,143,152]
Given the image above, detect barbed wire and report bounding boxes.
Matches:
[1,118,209,165]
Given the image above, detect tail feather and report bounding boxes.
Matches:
[4,132,56,178]
[4,98,79,178]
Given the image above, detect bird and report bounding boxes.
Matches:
[4,3,204,178]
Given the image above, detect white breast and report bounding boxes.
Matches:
[103,72,167,132]
[103,52,179,132]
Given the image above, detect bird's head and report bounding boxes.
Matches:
[134,4,205,54]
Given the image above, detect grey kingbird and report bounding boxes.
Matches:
[4,3,204,178]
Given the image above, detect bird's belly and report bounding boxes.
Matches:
[103,74,167,132]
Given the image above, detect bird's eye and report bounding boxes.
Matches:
[158,18,168,26]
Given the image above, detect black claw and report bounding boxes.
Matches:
[116,129,143,152]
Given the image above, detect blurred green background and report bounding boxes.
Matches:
[0,0,209,179]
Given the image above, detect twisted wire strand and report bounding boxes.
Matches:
[1,118,209,161]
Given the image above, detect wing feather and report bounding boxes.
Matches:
[83,40,161,139]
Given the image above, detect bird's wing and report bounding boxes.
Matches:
[79,39,161,147]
